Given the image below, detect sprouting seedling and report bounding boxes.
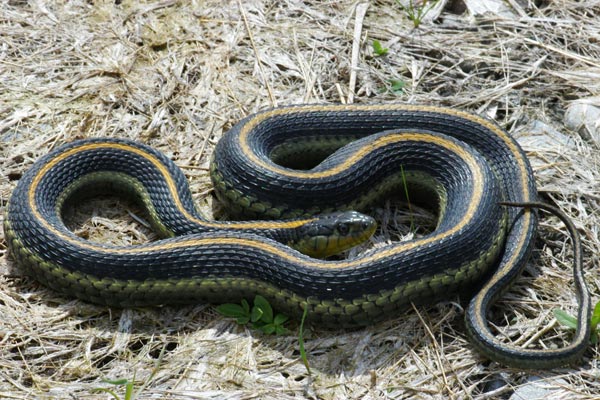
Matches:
[554,300,600,344]
[372,40,389,56]
[94,378,136,400]
[218,296,312,372]
[92,344,166,399]
[395,0,439,29]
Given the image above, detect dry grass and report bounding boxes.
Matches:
[1,0,600,398]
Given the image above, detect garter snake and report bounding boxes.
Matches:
[3,104,590,369]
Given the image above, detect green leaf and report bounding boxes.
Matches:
[590,301,600,328]
[241,299,250,314]
[395,0,438,28]
[95,378,133,400]
[216,303,248,319]
[124,380,134,400]
[217,297,288,335]
[553,308,578,330]
[372,40,388,56]
[274,313,289,325]
[250,305,264,323]
[275,325,290,336]
[102,378,130,386]
[390,79,405,94]
[254,295,273,323]
[93,388,121,400]
[260,324,277,335]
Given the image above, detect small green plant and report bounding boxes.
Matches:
[94,378,135,400]
[378,78,405,95]
[372,40,389,56]
[390,79,405,94]
[92,345,165,399]
[554,300,600,344]
[395,0,438,29]
[219,297,312,373]
[217,295,290,335]
[400,165,414,232]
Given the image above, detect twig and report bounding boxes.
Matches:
[348,2,369,104]
[411,303,455,399]
[521,36,600,69]
[237,0,276,107]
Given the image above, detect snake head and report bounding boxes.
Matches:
[291,211,377,259]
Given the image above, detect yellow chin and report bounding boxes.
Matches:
[292,224,377,259]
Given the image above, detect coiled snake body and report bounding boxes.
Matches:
[4,104,590,368]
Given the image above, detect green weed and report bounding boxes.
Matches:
[395,0,438,29]
[400,165,414,232]
[92,342,165,399]
[94,378,136,400]
[554,300,600,344]
[217,295,290,335]
[218,296,313,374]
[372,39,389,56]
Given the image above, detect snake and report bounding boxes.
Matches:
[3,104,590,369]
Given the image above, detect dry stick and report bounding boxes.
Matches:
[237,0,276,108]
[521,319,559,349]
[335,82,347,104]
[411,303,455,399]
[461,56,545,108]
[348,2,369,104]
[298,35,319,103]
[34,1,59,23]
[521,36,600,69]
[292,29,318,103]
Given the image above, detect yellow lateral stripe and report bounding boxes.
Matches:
[238,104,531,190]
[26,133,485,268]
[28,142,314,231]
[238,104,534,272]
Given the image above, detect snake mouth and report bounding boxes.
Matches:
[290,211,377,259]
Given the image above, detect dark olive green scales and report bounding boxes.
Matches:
[4,104,591,368]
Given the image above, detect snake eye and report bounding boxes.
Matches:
[337,222,349,236]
